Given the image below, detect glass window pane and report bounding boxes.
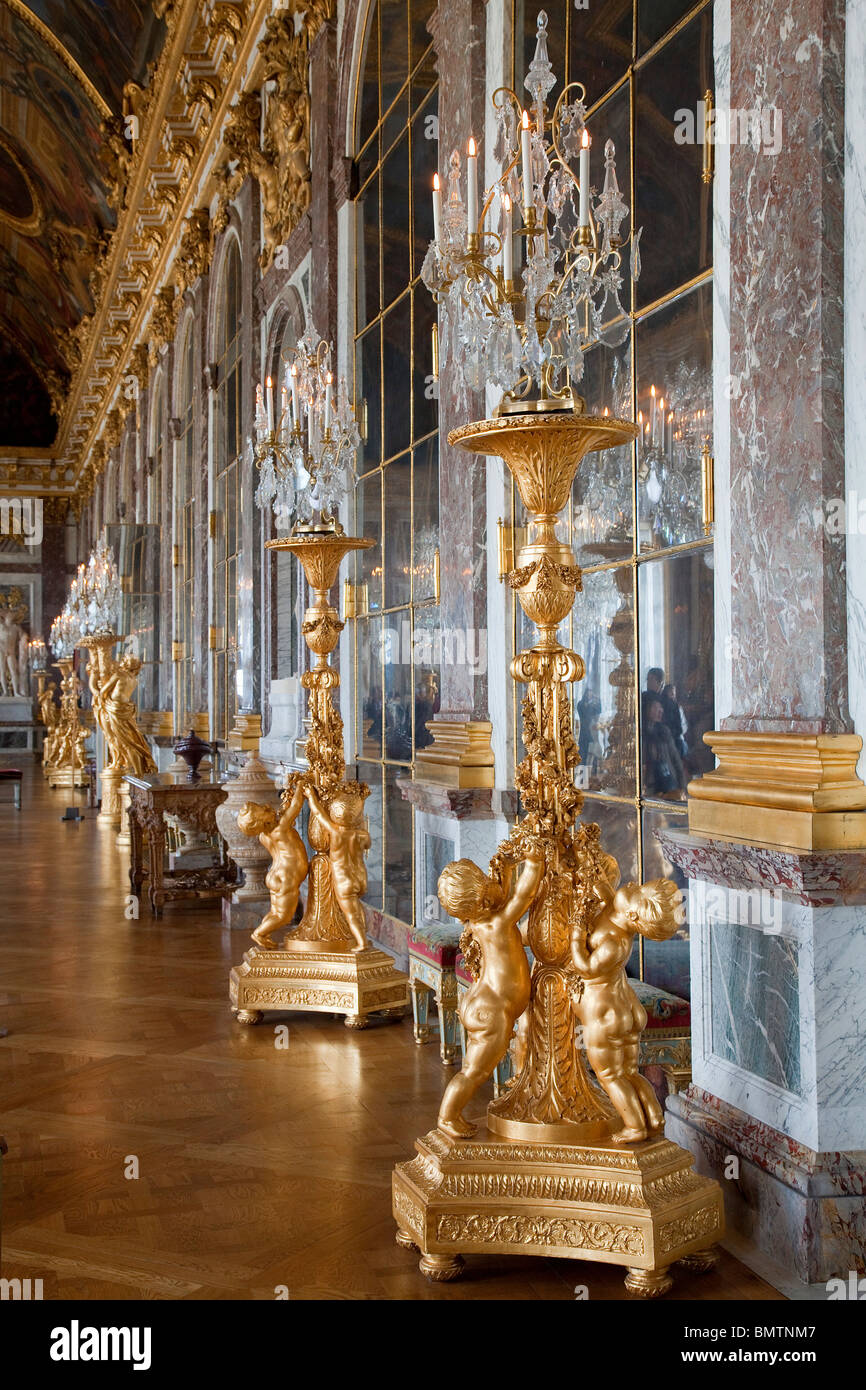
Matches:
[355,469,382,611]
[356,324,382,467]
[410,0,436,74]
[637,0,698,56]
[412,436,438,602]
[381,135,411,312]
[357,171,381,329]
[577,795,638,886]
[634,8,712,308]
[413,604,441,753]
[384,611,413,760]
[380,0,409,111]
[357,617,383,760]
[412,287,438,442]
[382,292,412,459]
[411,91,437,278]
[640,806,691,998]
[358,761,384,910]
[384,452,412,609]
[384,764,413,920]
[571,337,633,563]
[636,281,712,551]
[382,89,409,160]
[574,564,636,798]
[357,1,379,150]
[569,0,633,103]
[637,548,714,799]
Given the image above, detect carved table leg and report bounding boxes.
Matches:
[395,1228,418,1252]
[344,1014,371,1030]
[436,979,459,1064]
[410,977,431,1043]
[235,1009,263,1026]
[148,822,166,917]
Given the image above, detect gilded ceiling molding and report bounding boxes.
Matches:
[2,0,112,118]
[0,131,44,235]
[35,0,328,501]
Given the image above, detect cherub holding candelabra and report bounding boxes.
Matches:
[436,826,545,1139]
[570,852,685,1143]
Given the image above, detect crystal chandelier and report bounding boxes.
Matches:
[49,610,78,660]
[28,637,47,670]
[66,534,121,639]
[423,9,640,411]
[252,327,361,532]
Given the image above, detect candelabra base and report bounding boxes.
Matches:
[230,944,409,1027]
[47,764,89,790]
[392,1125,723,1296]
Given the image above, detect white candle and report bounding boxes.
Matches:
[467,137,478,232]
[266,376,274,433]
[290,363,300,428]
[579,128,591,229]
[521,110,533,217]
[324,373,333,433]
[280,385,288,433]
[502,193,512,282]
[650,385,657,444]
[432,172,442,243]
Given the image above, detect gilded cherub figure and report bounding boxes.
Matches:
[304,785,371,951]
[435,841,545,1140]
[238,778,309,950]
[570,862,685,1144]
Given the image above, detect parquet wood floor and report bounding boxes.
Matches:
[0,768,785,1300]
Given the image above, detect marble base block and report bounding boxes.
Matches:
[667,1086,866,1284]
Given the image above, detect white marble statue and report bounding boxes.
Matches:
[0,610,27,697]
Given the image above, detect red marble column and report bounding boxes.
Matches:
[726,0,846,734]
[310,19,339,344]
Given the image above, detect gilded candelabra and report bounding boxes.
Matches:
[65,536,156,827]
[44,612,88,787]
[233,326,406,1026]
[230,529,409,1027]
[392,15,721,1290]
[392,411,723,1294]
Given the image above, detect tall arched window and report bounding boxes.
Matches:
[212,239,242,741]
[175,322,197,733]
[350,0,439,925]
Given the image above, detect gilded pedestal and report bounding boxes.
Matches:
[393,1126,722,1292]
[392,411,723,1294]
[230,531,409,1028]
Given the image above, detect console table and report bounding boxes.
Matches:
[126,771,235,917]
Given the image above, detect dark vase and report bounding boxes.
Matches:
[173,730,209,780]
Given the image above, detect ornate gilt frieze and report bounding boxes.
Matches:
[36,0,325,501]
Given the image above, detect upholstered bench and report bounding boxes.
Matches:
[408,922,462,1064]
[631,978,692,1094]
[0,769,22,811]
[454,970,692,1097]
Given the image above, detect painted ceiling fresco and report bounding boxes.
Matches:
[0,1,165,446]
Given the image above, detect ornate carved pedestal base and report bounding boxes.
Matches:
[230,944,409,1027]
[47,763,89,790]
[393,1125,723,1296]
[99,767,122,825]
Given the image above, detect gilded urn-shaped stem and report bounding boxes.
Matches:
[262,531,374,950]
[450,409,637,1139]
